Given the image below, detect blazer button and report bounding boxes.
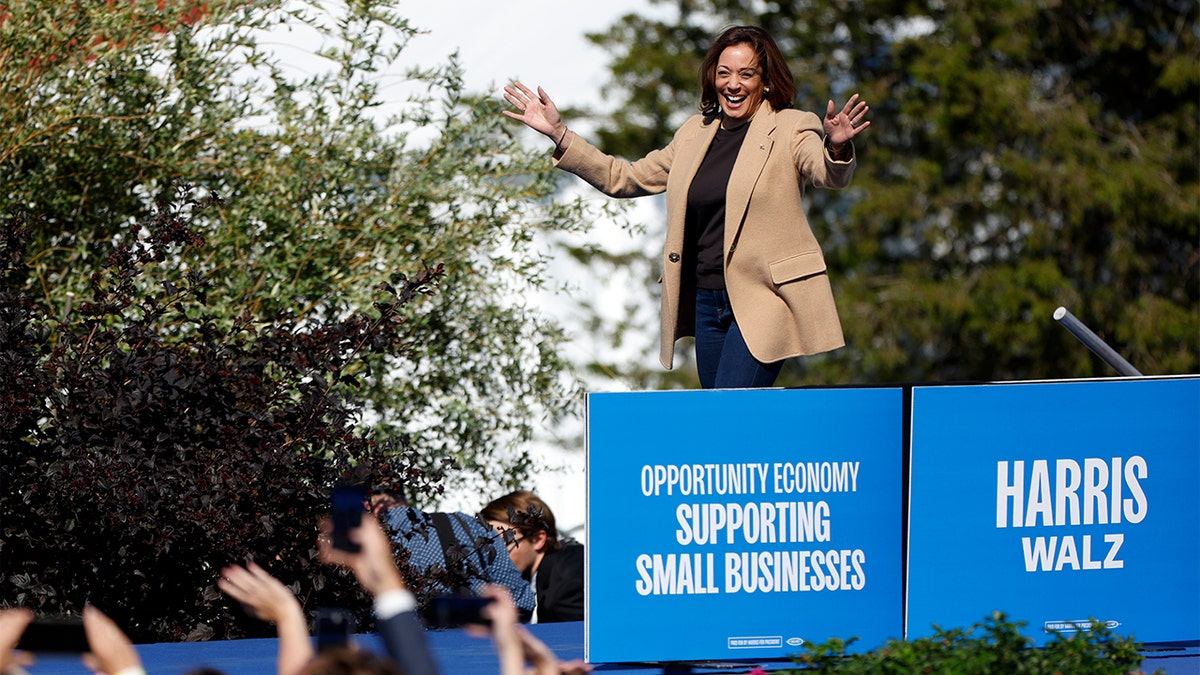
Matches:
[668,252,681,263]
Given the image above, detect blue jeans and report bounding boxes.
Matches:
[694,288,783,389]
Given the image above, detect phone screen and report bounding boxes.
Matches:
[422,595,494,628]
[315,607,356,651]
[17,617,89,653]
[330,484,365,553]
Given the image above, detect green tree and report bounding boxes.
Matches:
[584,0,1199,386]
[1,0,607,498]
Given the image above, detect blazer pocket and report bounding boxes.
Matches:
[769,251,827,285]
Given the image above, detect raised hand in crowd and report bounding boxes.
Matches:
[219,561,313,675]
[552,650,593,675]
[471,585,523,675]
[0,606,148,675]
[471,585,592,675]
[0,608,33,674]
[318,514,406,598]
[319,513,438,675]
[82,605,146,675]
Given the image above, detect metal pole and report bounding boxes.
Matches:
[1053,307,1143,377]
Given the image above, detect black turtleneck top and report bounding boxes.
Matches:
[684,121,750,290]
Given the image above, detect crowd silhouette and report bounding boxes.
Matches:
[0,499,588,675]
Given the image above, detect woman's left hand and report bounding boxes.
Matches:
[824,94,870,146]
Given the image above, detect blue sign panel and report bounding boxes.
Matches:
[907,377,1200,645]
[586,388,904,663]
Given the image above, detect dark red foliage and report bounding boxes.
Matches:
[0,186,446,643]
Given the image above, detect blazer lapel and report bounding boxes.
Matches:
[664,115,720,255]
[671,116,720,198]
[725,105,777,254]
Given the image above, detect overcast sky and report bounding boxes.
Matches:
[395,1,653,109]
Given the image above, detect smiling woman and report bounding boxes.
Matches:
[697,27,796,127]
[501,25,874,390]
[710,44,766,125]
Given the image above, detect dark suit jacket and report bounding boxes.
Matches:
[378,610,439,675]
[535,542,585,623]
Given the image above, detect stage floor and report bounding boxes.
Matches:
[19,622,1200,674]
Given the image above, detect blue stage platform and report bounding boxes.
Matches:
[21,378,1200,674]
[19,622,1200,674]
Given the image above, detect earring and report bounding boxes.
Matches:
[765,87,771,93]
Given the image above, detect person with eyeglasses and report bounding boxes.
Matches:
[479,492,584,623]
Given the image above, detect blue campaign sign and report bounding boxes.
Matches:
[907,377,1200,645]
[585,388,904,664]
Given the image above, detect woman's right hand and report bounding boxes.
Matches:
[502,82,566,143]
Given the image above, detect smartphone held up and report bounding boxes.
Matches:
[330,483,366,553]
[16,616,89,653]
[315,607,356,652]
[422,594,495,629]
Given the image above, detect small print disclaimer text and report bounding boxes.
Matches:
[727,636,782,649]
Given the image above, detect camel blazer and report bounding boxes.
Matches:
[555,103,854,369]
